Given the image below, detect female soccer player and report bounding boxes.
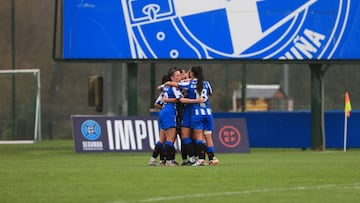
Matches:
[148,74,170,166]
[176,69,187,165]
[165,66,218,166]
[159,68,185,166]
[178,69,198,165]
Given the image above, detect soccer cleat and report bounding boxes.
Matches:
[192,159,205,166]
[181,160,189,166]
[148,157,158,166]
[159,160,166,166]
[189,156,197,164]
[208,157,219,166]
[165,160,179,166]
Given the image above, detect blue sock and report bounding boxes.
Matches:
[183,137,192,145]
[165,141,174,147]
[156,141,163,148]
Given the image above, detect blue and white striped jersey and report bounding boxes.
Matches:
[161,85,183,109]
[154,92,165,107]
[158,85,183,130]
[178,79,213,116]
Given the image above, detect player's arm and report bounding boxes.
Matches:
[164,81,179,87]
[179,97,206,104]
[206,81,213,96]
[164,87,181,103]
[154,103,163,109]
[154,92,164,109]
[156,84,165,91]
[163,98,177,103]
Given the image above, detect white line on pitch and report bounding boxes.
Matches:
[137,182,360,202]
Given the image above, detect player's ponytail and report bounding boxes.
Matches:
[191,66,204,94]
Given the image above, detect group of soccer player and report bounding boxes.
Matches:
[148,66,219,166]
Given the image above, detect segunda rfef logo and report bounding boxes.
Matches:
[81,120,102,141]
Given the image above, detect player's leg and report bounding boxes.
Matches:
[149,126,166,166]
[181,105,196,165]
[191,129,206,166]
[164,127,179,166]
[204,115,218,166]
[190,115,206,166]
[176,102,187,164]
[181,127,196,165]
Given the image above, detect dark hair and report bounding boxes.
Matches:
[168,67,180,78]
[161,74,170,84]
[191,66,204,94]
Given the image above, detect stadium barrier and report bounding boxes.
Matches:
[71,116,249,153]
[211,111,360,149]
[72,111,360,152]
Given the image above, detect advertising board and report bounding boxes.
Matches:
[71,116,249,153]
[63,0,358,61]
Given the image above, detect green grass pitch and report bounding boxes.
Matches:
[0,140,359,203]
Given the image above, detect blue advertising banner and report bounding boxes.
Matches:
[63,0,359,60]
[71,116,249,153]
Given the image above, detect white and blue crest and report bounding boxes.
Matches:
[122,0,351,60]
[63,0,358,60]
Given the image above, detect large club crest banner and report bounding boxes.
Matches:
[71,116,249,153]
[63,0,359,60]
